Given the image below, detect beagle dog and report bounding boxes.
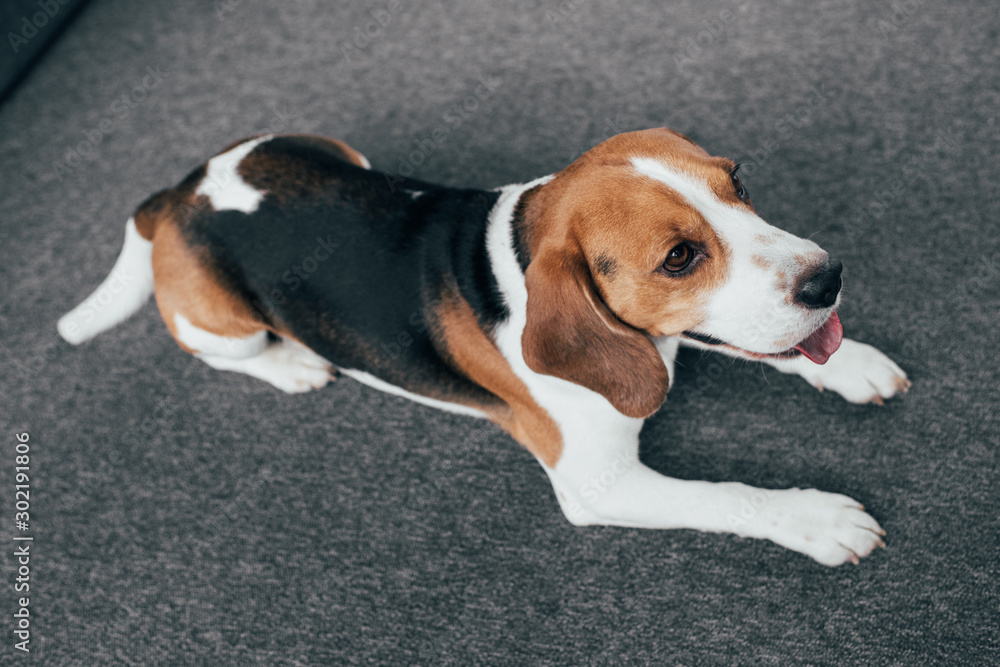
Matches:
[58,129,910,566]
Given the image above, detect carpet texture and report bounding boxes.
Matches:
[1,0,998,664]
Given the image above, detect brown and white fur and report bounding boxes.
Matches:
[59,129,909,566]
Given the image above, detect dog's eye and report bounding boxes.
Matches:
[731,164,750,203]
[662,243,694,272]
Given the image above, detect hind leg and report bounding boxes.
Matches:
[151,216,334,394]
[181,317,334,394]
[199,342,334,393]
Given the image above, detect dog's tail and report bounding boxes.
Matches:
[57,205,160,345]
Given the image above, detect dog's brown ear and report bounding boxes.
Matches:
[522,245,670,418]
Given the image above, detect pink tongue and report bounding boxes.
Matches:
[794,312,843,365]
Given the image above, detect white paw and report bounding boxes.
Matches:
[800,338,911,404]
[756,488,885,566]
[260,342,336,393]
[265,361,334,394]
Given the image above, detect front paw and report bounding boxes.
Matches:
[803,338,911,405]
[755,488,886,566]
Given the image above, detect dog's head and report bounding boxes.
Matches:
[520,128,843,418]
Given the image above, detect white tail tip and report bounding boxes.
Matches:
[58,218,155,345]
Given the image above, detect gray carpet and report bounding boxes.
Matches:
[2,0,998,664]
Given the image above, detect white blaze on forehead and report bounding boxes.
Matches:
[630,157,818,258]
[630,156,829,353]
[196,135,273,213]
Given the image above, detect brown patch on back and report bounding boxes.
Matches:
[237,135,372,203]
[305,135,370,169]
[435,284,564,467]
[754,234,775,245]
[217,134,367,168]
[238,152,338,203]
[282,134,370,168]
[751,254,770,270]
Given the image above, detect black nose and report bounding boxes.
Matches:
[796,259,843,309]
